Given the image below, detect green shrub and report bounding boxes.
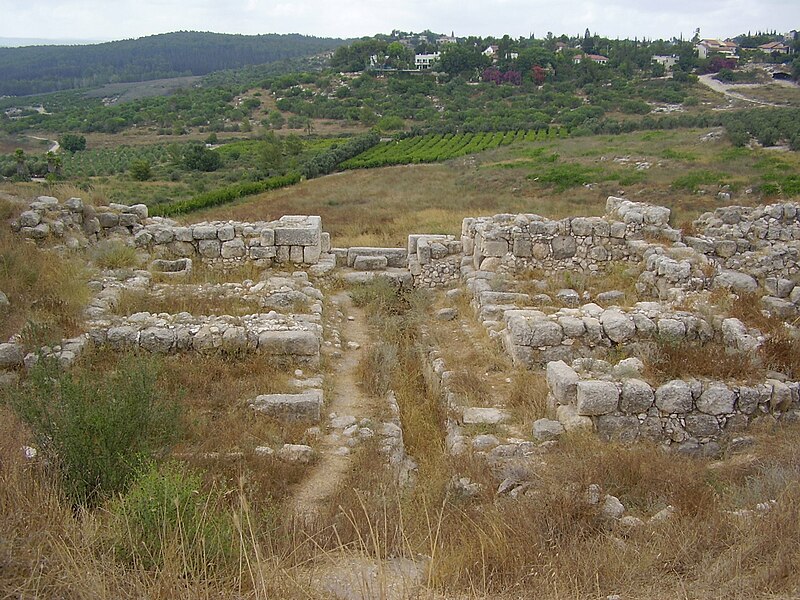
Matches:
[7,356,181,506]
[108,461,233,574]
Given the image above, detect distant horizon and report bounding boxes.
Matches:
[0,25,797,51]
[0,0,798,47]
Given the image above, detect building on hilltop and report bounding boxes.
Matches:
[414,52,440,70]
[652,55,679,70]
[695,39,738,59]
[573,53,609,65]
[758,41,792,54]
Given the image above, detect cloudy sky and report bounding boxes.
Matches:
[1,0,798,42]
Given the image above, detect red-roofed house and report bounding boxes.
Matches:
[573,53,609,65]
[758,41,791,54]
[696,39,738,59]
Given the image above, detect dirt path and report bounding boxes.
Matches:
[289,290,374,523]
[698,74,782,107]
[26,135,59,153]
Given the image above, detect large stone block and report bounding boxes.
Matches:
[0,343,24,369]
[620,378,654,413]
[530,319,563,347]
[551,236,577,259]
[353,255,388,270]
[576,380,619,415]
[697,383,735,415]
[198,239,221,258]
[221,238,246,259]
[274,222,320,246]
[600,309,635,343]
[346,247,407,268]
[546,360,579,404]
[139,327,175,353]
[251,389,322,422]
[258,330,319,357]
[655,380,692,413]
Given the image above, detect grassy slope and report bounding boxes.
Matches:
[192,128,800,247]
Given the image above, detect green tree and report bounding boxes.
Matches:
[59,133,86,153]
[439,43,490,78]
[130,159,152,181]
[259,132,285,174]
[13,148,27,180]
[182,143,221,171]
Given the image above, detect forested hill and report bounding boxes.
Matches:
[0,31,346,96]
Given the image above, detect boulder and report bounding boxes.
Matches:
[576,380,619,415]
[251,390,323,423]
[655,380,693,413]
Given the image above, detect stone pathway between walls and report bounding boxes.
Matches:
[289,290,374,524]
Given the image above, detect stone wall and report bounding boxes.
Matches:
[546,358,800,455]
[461,197,676,274]
[408,234,462,288]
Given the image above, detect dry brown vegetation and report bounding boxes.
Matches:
[114,287,262,317]
[0,231,89,348]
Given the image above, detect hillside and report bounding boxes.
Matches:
[0,31,346,96]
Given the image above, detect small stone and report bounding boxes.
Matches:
[601,495,625,519]
[532,418,565,442]
[435,308,458,321]
[277,444,314,464]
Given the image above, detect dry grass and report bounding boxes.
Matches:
[114,287,261,317]
[642,339,764,383]
[150,261,265,285]
[506,369,549,424]
[0,232,89,348]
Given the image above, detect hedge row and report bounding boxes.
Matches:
[149,173,301,217]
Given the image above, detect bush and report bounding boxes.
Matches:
[7,356,181,506]
[108,461,233,574]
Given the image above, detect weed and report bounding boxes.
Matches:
[6,355,181,506]
[108,461,234,574]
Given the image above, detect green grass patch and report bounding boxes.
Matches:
[671,169,728,192]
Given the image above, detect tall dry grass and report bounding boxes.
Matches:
[0,232,89,346]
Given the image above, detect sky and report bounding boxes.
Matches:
[1,0,798,43]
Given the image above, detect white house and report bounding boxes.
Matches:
[758,41,791,54]
[695,39,738,59]
[414,52,440,70]
[573,53,609,65]
[652,55,679,70]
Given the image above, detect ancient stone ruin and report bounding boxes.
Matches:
[5,194,800,470]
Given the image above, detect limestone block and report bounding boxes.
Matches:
[600,309,635,343]
[258,330,319,357]
[558,315,585,337]
[97,212,119,228]
[551,236,577,259]
[556,404,593,431]
[217,224,235,241]
[462,407,511,425]
[250,246,276,259]
[198,239,221,258]
[260,228,275,246]
[320,232,331,253]
[274,223,320,246]
[106,326,139,350]
[193,225,218,240]
[482,239,509,257]
[655,380,693,413]
[0,343,24,369]
[657,318,686,340]
[512,236,532,257]
[697,383,735,415]
[347,247,407,268]
[685,414,720,438]
[251,390,323,423]
[174,227,193,242]
[620,378,654,413]
[222,326,248,352]
[169,241,196,257]
[546,360,579,404]
[532,418,565,441]
[736,386,760,414]
[277,443,315,463]
[221,238,246,259]
[126,204,148,219]
[303,244,322,264]
[18,208,46,228]
[769,380,792,412]
[531,242,550,259]
[596,415,640,442]
[712,270,758,294]
[289,245,304,263]
[119,213,139,227]
[576,380,619,415]
[530,319,563,347]
[354,255,388,270]
[139,327,175,353]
